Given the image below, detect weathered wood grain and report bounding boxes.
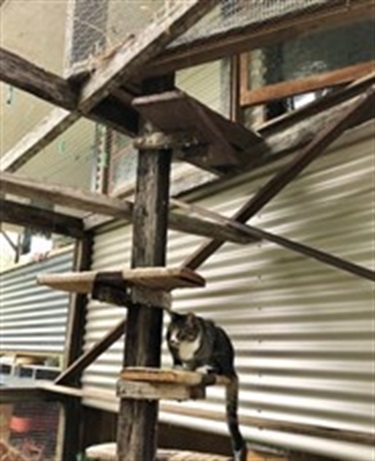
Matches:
[0,171,256,243]
[0,48,78,110]
[0,198,84,238]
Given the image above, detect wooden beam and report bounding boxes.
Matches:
[0,48,78,110]
[0,1,219,172]
[0,171,134,217]
[0,171,256,244]
[117,79,173,460]
[241,61,375,108]
[183,85,375,270]
[55,319,126,386]
[0,198,84,238]
[0,109,78,172]
[78,0,220,113]
[0,387,48,404]
[60,234,93,461]
[146,0,373,77]
[38,267,205,293]
[259,71,375,136]
[173,199,375,282]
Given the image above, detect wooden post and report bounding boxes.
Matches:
[61,233,93,461]
[117,76,174,461]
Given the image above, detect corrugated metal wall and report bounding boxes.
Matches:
[0,247,74,355]
[81,123,374,461]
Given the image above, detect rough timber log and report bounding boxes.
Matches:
[116,76,173,461]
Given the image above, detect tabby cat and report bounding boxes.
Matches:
[166,312,247,461]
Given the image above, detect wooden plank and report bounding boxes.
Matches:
[133,90,262,171]
[0,387,47,404]
[0,171,256,244]
[172,199,375,282]
[0,198,84,238]
[36,381,83,399]
[0,170,134,216]
[146,0,373,77]
[37,267,205,293]
[117,380,206,401]
[241,61,375,107]
[259,71,375,135]
[120,367,231,386]
[0,109,78,173]
[86,444,232,461]
[0,48,78,110]
[183,85,375,270]
[55,319,126,386]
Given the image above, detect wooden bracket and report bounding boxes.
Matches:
[133,131,201,151]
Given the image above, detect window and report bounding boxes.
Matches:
[240,19,374,121]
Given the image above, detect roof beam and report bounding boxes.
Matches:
[183,84,375,270]
[0,171,256,244]
[0,48,78,110]
[146,0,373,77]
[0,198,84,238]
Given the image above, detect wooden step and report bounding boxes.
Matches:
[86,444,232,461]
[120,367,230,386]
[85,443,289,461]
[133,90,263,174]
[117,367,230,401]
[37,267,205,294]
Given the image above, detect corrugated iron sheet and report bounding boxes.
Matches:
[0,248,74,355]
[81,123,374,460]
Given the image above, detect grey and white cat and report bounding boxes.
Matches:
[166,312,247,461]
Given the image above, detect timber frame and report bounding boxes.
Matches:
[1,1,374,461]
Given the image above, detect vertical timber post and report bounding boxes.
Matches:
[62,233,93,461]
[117,75,174,461]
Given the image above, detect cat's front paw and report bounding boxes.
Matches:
[172,364,185,371]
[195,365,215,374]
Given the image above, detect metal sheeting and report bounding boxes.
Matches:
[0,248,74,354]
[81,123,374,461]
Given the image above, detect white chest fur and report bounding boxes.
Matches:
[178,336,201,361]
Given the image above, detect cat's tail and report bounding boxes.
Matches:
[226,373,247,461]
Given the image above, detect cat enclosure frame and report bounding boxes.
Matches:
[0,1,374,460]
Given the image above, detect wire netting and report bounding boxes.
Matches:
[0,402,61,461]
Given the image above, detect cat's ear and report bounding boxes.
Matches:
[186,312,196,326]
[168,311,180,321]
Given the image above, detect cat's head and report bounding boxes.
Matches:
[167,312,200,348]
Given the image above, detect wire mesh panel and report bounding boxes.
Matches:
[0,401,62,461]
[172,0,347,47]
